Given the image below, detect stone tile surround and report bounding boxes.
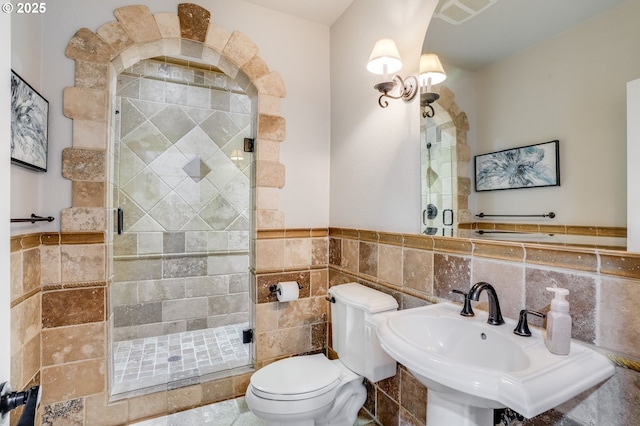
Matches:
[328,227,640,425]
[14,2,638,425]
[10,3,291,424]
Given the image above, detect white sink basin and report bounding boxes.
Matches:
[374,302,614,420]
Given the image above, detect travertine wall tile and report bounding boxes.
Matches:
[42,322,106,366]
[178,3,210,42]
[65,28,115,64]
[433,253,470,298]
[60,207,107,232]
[113,5,162,43]
[258,94,281,115]
[72,120,108,149]
[85,392,129,426]
[255,161,285,188]
[62,148,107,182]
[42,288,105,328]
[204,23,232,53]
[255,239,284,271]
[96,21,134,53]
[525,268,596,343]
[471,258,524,319]
[256,326,310,360]
[61,244,105,283]
[72,181,106,207]
[63,87,108,121]
[403,248,432,294]
[378,244,403,285]
[258,114,286,142]
[75,61,109,89]
[40,358,106,404]
[255,139,280,162]
[223,31,258,67]
[255,72,286,97]
[342,239,359,272]
[598,276,640,358]
[242,56,269,81]
[127,391,167,422]
[154,12,180,39]
[284,238,312,268]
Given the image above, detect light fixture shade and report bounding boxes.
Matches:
[419,53,447,86]
[367,38,403,75]
[230,149,244,161]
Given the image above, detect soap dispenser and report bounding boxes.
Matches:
[545,287,572,355]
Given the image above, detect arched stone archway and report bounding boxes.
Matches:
[61,3,287,236]
[54,4,291,421]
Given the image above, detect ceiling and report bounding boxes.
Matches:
[244,0,355,26]
[424,0,627,71]
[243,0,627,70]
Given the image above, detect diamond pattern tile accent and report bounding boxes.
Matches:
[120,98,146,138]
[150,105,197,143]
[149,146,189,188]
[122,168,172,211]
[123,121,173,165]
[199,195,239,231]
[200,111,241,149]
[175,127,219,161]
[182,156,211,183]
[149,193,196,231]
[175,177,218,211]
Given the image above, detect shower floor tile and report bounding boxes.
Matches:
[113,323,250,394]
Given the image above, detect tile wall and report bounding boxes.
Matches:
[111,58,251,341]
[328,227,640,426]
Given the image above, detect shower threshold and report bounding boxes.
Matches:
[112,323,251,395]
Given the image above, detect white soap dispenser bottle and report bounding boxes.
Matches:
[545,287,572,355]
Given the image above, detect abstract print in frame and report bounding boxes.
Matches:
[11,70,49,172]
[474,140,560,192]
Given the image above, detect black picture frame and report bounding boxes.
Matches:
[11,70,49,172]
[474,140,560,192]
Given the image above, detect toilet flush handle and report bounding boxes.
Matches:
[325,296,336,303]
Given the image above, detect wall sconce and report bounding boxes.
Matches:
[367,38,418,108]
[419,53,447,118]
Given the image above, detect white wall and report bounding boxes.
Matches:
[38,0,331,230]
[330,0,439,233]
[471,1,640,227]
[10,13,44,236]
[1,9,12,415]
[628,78,640,253]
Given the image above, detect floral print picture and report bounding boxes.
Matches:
[475,140,560,191]
[11,70,49,172]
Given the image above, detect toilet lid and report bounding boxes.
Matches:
[250,354,341,399]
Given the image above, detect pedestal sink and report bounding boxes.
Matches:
[372,302,614,425]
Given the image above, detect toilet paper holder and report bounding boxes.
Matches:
[269,283,303,295]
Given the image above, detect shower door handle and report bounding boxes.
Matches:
[117,208,124,235]
[443,209,454,226]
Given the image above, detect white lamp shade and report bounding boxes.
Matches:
[230,149,244,161]
[367,38,403,75]
[419,53,447,86]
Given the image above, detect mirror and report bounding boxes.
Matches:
[420,0,638,250]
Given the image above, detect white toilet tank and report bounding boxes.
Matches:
[328,283,398,382]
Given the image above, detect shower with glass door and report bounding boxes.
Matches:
[108,57,255,396]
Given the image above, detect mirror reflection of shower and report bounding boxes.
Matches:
[421,103,457,236]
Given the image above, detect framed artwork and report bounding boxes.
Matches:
[11,70,49,172]
[475,140,560,192]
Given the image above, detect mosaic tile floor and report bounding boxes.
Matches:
[132,396,377,426]
[113,323,250,394]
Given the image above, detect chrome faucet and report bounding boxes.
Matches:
[469,282,504,325]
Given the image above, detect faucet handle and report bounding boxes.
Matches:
[513,309,546,337]
[451,289,475,317]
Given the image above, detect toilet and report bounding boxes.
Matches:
[245,282,399,426]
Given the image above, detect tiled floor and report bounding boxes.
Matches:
[113,323,250,394]
[131,396,378,426]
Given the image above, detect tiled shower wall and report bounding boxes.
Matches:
[328,228,640,426]
[111,59,251,341]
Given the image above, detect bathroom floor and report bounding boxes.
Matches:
[131,396,378,426]
[113,323,250,394]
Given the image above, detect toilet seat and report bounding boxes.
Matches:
[250,354,342,401]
